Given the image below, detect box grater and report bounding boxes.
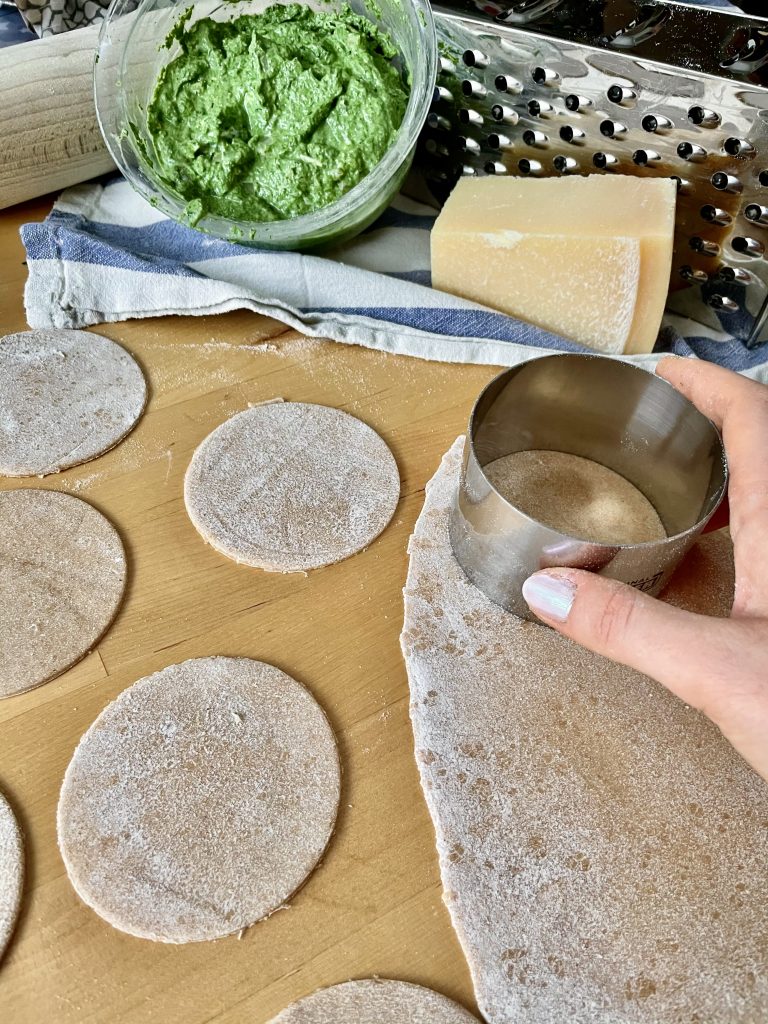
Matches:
[419,0,768,348]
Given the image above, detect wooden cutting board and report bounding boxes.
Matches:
[0,196,493,1023]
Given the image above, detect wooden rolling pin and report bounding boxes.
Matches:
[0,23,115,209]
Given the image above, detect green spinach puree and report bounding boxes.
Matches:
[146,4,410,224]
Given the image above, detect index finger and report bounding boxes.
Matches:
[656,356,768,614]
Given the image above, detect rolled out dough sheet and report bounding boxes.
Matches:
[401,438,768,1024]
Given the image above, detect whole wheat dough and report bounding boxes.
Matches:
[0,330,146,476]
[267,978,478,1022]
[0,789,23,961]
[484,450,666,545]
[57,657,341,943]
[0,489,127,699]
[401,438,768,1024]
[184,403,400,572]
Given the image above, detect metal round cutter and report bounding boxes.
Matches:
[449,354,728,619]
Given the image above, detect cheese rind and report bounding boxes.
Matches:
[431,175,676,354]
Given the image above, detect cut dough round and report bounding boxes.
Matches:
[0,489,126,699]
[0,329,146,477]
[0,789,23,961]
[268,979,478,1023]
[57,657,341,943]
[184,403,400,572]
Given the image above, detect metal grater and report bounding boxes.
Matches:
[418,0,768,348]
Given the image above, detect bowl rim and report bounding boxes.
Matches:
[94,0,438,243]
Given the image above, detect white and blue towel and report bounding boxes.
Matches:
[21,174,768,379]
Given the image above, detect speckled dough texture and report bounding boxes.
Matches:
[401,438,768,1024]
[0,330,146,476]
[57,657,341,943]
[0,790,23,961]
[484,450,666,545]
[0,489,127,699]
[184,402,400,572]
[268,978,479,1022]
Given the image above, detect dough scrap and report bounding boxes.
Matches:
[184,402,400,572]
[0,330,146,476]
[57,657,341,943]
[0,789,23,961]
[401,438,768,1024]
[267,978,478,1022]
[0,489,127,699]
[484,450,666,545]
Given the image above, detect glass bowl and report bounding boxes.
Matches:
[94,0,436,249]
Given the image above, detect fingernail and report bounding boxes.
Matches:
[522,573,576,623]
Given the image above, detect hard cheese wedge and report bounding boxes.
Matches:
[431,175,677,354]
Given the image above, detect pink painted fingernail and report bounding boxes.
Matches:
[522,574,576,623]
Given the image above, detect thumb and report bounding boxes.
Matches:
[521,569,730,717]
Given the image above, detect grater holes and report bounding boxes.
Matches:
[600,119,627,138]
[723,137,755,158]
[688,106,721,128]
[495,74,522,94]
[709,294,740,312]
[642,114,673,133]
[745,204,768,225]
[427,112,451,132]
[559,126,585,144]
[433,85,453,104]
[458,136,481,155]
[760,171,768,187]
[700,205,732,226]
[425,138,451,158]
[712,172,742,194]
[484,160,507,174]
[633,149,661,166]
[553,155,578,173]
[528,99,554,118]
[732,236,765,257]
[607,84,636,106]
[564,94,592,112]
[672,175,693,194]
[680,265,709,283]
[689,236,720,257]
[461,79,487,99]
[677,142,707,162]
[458,108,484,127]
[438,55,456,75]
[487,133,513,150]
[532,66,559,85]
[719,266,753,283]
[593,152,618,169]
[523,129,548,147]
[491,104,519,126]
[518,158,542,175]
[462,49,489,69]
[461,165,476,177]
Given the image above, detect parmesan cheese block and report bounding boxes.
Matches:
[431,175,676,354]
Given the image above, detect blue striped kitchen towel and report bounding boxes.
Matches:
[20,174,768,380]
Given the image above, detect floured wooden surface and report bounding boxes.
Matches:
[268,978,479,1023]
[0,789,23,961]
[57,657,340,943]
[401,438,768,1024]
[184,402,400,572]
[0,489,127,698]
[0,330,146,477]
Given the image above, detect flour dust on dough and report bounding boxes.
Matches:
[0,330,146,477]
[184,402,400,572]
[401,438,767,1024]
[0,489,127,699]
[267,978,479,1022]
[484,449,666,545]
[57,657,341,943]
[0,789,23,961]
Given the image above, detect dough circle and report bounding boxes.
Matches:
[184,403,400,572]
[0,489,127,699]
[0,329,146,477]
[267,979,478,1023]
[0,790,23,961]
[57,657,341,943]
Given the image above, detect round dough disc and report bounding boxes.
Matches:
[0,329,146,476]
[0,489,127,699]
[0,790,23,961]
[57,657,341,943]
[267,979,479,1023]
[184,403,400,572]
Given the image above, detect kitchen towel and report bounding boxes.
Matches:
[21,175,768,379]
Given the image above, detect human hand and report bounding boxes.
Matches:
[522,356,768,782]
